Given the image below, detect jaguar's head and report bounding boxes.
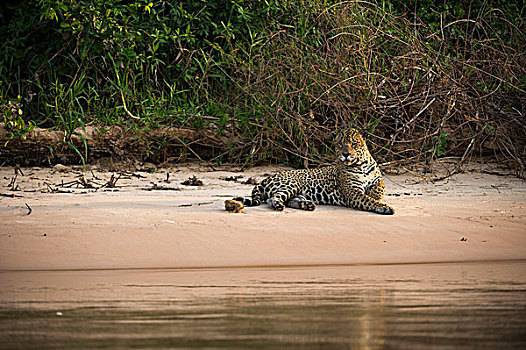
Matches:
[336,128,369,165]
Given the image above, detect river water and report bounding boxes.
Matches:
[1,261,525,349]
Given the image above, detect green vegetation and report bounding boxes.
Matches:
[1,0,524,170]
[1,94,35,144]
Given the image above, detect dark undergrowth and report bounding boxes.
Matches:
[1,0,525,174]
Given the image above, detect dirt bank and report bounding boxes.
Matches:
[0,163,525,270]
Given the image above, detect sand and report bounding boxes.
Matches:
[0,163,525,271]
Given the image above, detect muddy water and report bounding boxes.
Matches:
[1,261,525,349]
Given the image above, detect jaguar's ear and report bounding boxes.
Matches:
[350,127,367,141]
[334,129,345,143]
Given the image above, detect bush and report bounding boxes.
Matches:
[1,0,524,170]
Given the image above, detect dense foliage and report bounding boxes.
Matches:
[1,0,525,170]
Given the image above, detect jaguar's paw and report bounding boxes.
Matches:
[373,205,394,215]
[268,198,285,211]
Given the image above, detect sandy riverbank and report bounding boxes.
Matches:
[0,163,525,270]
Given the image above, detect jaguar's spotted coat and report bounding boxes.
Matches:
[232,128,394,215]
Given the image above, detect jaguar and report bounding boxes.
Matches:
[230,128,394,215]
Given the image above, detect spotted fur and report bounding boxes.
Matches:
[233,128,394,215]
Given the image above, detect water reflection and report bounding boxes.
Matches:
[1,261,525,349]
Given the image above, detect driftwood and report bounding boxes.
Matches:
[0,123,236,166]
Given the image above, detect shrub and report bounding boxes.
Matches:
[1,0,524,170]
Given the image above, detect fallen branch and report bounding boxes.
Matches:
[25,203,32,215]
[143,183,180,191]
[0,193,24,198]
[102,174,121,188]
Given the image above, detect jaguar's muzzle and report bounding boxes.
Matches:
[339,151,355,163]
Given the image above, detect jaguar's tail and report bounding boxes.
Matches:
[233,183,265,206]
